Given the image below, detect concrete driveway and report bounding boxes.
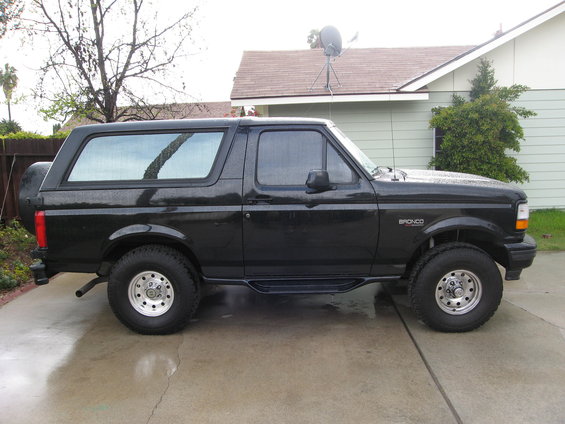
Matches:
[1,252,564,424]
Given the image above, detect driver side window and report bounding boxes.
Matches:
[256,130,356,186]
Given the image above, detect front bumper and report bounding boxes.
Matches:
[503,234,537,280]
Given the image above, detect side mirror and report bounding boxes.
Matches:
[306,169,335,193]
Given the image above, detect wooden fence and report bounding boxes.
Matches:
[0,138,66,222]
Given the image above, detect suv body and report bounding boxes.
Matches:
[19,118,536,334]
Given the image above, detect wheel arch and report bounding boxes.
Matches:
[405,217,506,277]
[101,224,202,274]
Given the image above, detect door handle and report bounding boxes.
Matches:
[247,195,273,204]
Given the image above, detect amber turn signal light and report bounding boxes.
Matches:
[516,203,529,230]
[516,219,529,230]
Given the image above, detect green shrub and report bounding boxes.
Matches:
[0,220,36,291]
[0,130,69,140]
[0,269,19,290]
[11,260,31,282]
[429,59,534,184]
[0,119,22,135]
[1,220,33,251]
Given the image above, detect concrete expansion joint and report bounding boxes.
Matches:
[503,299,565,331]
[145,334,184,424]
[508,289,565,295]
[383,286,463,424]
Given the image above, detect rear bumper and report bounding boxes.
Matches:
[503,234,537,280]
[30,261,50,285]
[30,248,52,285]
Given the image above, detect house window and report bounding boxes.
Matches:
[433,127,445,170]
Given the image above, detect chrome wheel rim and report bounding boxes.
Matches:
[128,271,174,317]
[435,269,482,315]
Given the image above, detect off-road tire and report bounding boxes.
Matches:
[108,245,200,335]
[408,242,502,332]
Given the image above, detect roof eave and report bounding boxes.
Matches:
[231,92,429,106]
[398,1,565,92]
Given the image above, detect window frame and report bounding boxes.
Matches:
[433,127,445,170]
[60,128,230,189]
[255,128,359,188]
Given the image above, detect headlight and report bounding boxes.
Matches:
[516,203,529,230]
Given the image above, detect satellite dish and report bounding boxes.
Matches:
[320,26,342,57]
[309,26,344,92]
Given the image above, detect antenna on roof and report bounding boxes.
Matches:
[339,31,358,57]
[309,26,343,92]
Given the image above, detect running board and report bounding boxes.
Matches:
[202,276,400,295]
[249,279,365,294]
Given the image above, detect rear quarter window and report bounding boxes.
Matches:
[68,131,224,182]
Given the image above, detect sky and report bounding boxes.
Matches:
[0,0,560,134]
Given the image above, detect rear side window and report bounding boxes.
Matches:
[68,131,224,182]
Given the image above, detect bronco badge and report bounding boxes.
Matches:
[399,218,425,227]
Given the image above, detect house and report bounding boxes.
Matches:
[231,1,565,209]
[61,101,238,131]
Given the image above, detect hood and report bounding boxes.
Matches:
[377,168,516,189]
[373,168,527,203]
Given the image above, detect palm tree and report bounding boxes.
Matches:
[0,63,18,121]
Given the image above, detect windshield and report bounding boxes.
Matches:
[329,124,377,177]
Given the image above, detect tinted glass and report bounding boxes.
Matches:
[329,125,376,175]
[257,131,323,186]
[327,144,356,184]
[68,132,224,181]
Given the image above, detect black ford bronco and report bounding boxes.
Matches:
[19,118,536,334]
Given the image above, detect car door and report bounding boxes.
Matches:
[242,125,379,277]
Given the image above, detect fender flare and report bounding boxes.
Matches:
[102,224,192,258]
[412,216,505,249]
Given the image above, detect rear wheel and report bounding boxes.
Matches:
[409,243,502,332]
[108,245,199,335]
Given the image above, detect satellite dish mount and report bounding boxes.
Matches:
[310,26,343,92]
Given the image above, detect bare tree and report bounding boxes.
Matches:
[28,0,198,123]
[0,0,22,38]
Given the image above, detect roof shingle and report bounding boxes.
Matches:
[61,101,235,131]
[231,46,474,99]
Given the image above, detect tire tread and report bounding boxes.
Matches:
[408,242,501,332]
[108,244,199,335]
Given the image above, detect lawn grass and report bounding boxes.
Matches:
[528,209,565,251]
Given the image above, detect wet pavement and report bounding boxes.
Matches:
[1,252,564,423]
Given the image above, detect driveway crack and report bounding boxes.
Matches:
[146,334,184,424]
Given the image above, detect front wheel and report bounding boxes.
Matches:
[108,245,199,335]
[409,243,503,332]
